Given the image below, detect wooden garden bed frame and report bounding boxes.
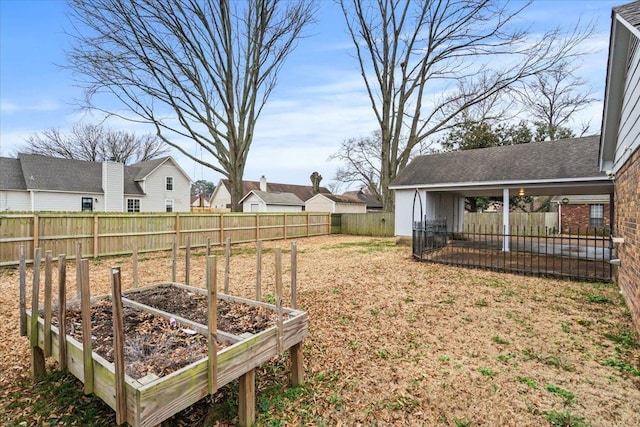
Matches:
[23,244,307,427]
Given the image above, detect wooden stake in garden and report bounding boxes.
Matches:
[19,245,26,336]
[224,237,230,294]
[185,235,191,286]
[80,259,94,394]
[275,248,284,353]
[58,254,67,371]
[206,255,217,395]
[256,240,262,301]
[111,267,127,425]
[44,250,53,357]
[291,242,297,309]
[30,247,45,379]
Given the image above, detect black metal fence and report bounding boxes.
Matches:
[413,222,613,282]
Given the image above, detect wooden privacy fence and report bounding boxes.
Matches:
[464,212,558,234]
[333,212,395,237]
[0,211,330,266]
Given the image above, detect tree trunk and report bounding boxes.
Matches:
[229,168,245,212]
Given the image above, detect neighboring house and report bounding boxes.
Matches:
[550,195,611,232]
[341,189,383,212]
[305,193,366,213]
[389,135,613,240]
[240,190,304,212]
[191,193,212,209]
[0,153,191,212]
[599,1,640,334]
[210,175,331,210]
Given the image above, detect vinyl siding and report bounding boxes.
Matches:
[210,183,231,209]
[242,193,266,212]
[102,161,124,211]
[33,191,103,212]
[305,195,334,212]
[0,190,31,211]
[615,35,640,171]
[333,203,366,214]
[394,189,464,237]
[266,204,302,212]
[141,162,191,212]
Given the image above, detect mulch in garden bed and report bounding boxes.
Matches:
[125,285,284,334]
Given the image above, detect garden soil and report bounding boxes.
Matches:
[1,235,639,426]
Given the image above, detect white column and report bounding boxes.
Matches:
[502,188,510,252]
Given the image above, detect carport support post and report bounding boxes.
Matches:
[502,188,510,252]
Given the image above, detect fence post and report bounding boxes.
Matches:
[283,213,288,239]
[307,212,310,237]
[256,214,260,241]
[19,246,27,336]
[33,214,39,251]
[220,214,225,244]
[175,213,181,247]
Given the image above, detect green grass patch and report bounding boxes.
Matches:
[326,239,395,253]
[4,370,115,426]
[492,335,509,345]
[544,409,590,427]
[496,353,515,363]
[516,376,538,389]
[478,368,495,378]
[601,358,640,376]
[545,383,576,405]
[584,294,612,304]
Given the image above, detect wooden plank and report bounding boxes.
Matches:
[93,214,99,257]
[238,369,256,427]
[291,242,297,309]
[224,237,230,294]
[44,250,53,357]
[33,214,39,250]
[256,240,262,301]
[19,245,27,336]
[58,254,68,371]
[171,236,177,283]
[206,256,217,395]
[290,342,304,387]
[75,242,82,300]
[111,267,127,425]
[30,248,45,379]
[80,259,94,394]
[275,248,284,353]
[132,241,139,288]
[206,237,211,257]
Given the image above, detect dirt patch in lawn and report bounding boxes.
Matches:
[1,235,639,426]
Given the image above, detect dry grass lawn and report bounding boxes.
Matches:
[1,235,639,426]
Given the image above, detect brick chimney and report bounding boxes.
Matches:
[259,175,267,192]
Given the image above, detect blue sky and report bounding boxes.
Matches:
[0,0,622,190]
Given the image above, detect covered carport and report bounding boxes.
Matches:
[390,135,615,281]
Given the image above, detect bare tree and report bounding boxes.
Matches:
[21,123,169,163]
[330,131,383,202]
[67,0,316,211]
[339,0,593,211]
[515,60,597,141]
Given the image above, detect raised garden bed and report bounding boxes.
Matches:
[27,282,308,427]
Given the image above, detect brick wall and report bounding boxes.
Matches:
[561,203,610,232]
[614,147,640,335]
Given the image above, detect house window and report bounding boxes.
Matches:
[81,197,94,212]
[127,199,140,212]
[590,204,604,227]
[166,176,174,191]
[165,199,174,212]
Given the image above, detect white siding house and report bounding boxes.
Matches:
[305,193,367,213]
[240,190,304,212]
[0,154,191,212]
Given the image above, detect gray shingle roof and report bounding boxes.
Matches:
[18,153,103,192]
[221,179,331,202]
[2,154,147,195]
[321,194,365,204]
[0,158,27,190]
[615,1,640,28]
[248,190,304,206]
[391,135,606,188]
